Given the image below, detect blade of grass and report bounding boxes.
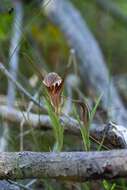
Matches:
[89,93,103,127]
[44,95,64,152]
[73,104,90,151]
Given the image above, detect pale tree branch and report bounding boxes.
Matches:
[0,150,127,181]
[8,0,23,107]
[42,0,127,126]
[0,105,127,149]
[0,0,24,152]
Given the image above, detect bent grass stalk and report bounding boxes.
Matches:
[74,94,102,151]
[73,105,90,151]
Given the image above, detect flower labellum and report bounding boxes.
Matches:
[43,72,63,113]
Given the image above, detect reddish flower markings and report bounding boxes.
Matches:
[43,72,63,113]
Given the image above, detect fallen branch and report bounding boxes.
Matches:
[42,0,127,126]
[0,150,127,181]
[0,105,127,149]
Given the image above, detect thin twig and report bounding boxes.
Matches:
[26,179,37,188]
[8,180,32,190]
[0,62,46,112]
[20,87,40,151]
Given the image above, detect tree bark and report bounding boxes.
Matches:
[0,150,127,181]
[42,0,127,126]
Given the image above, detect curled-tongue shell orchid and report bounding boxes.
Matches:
[43,72,63,114]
